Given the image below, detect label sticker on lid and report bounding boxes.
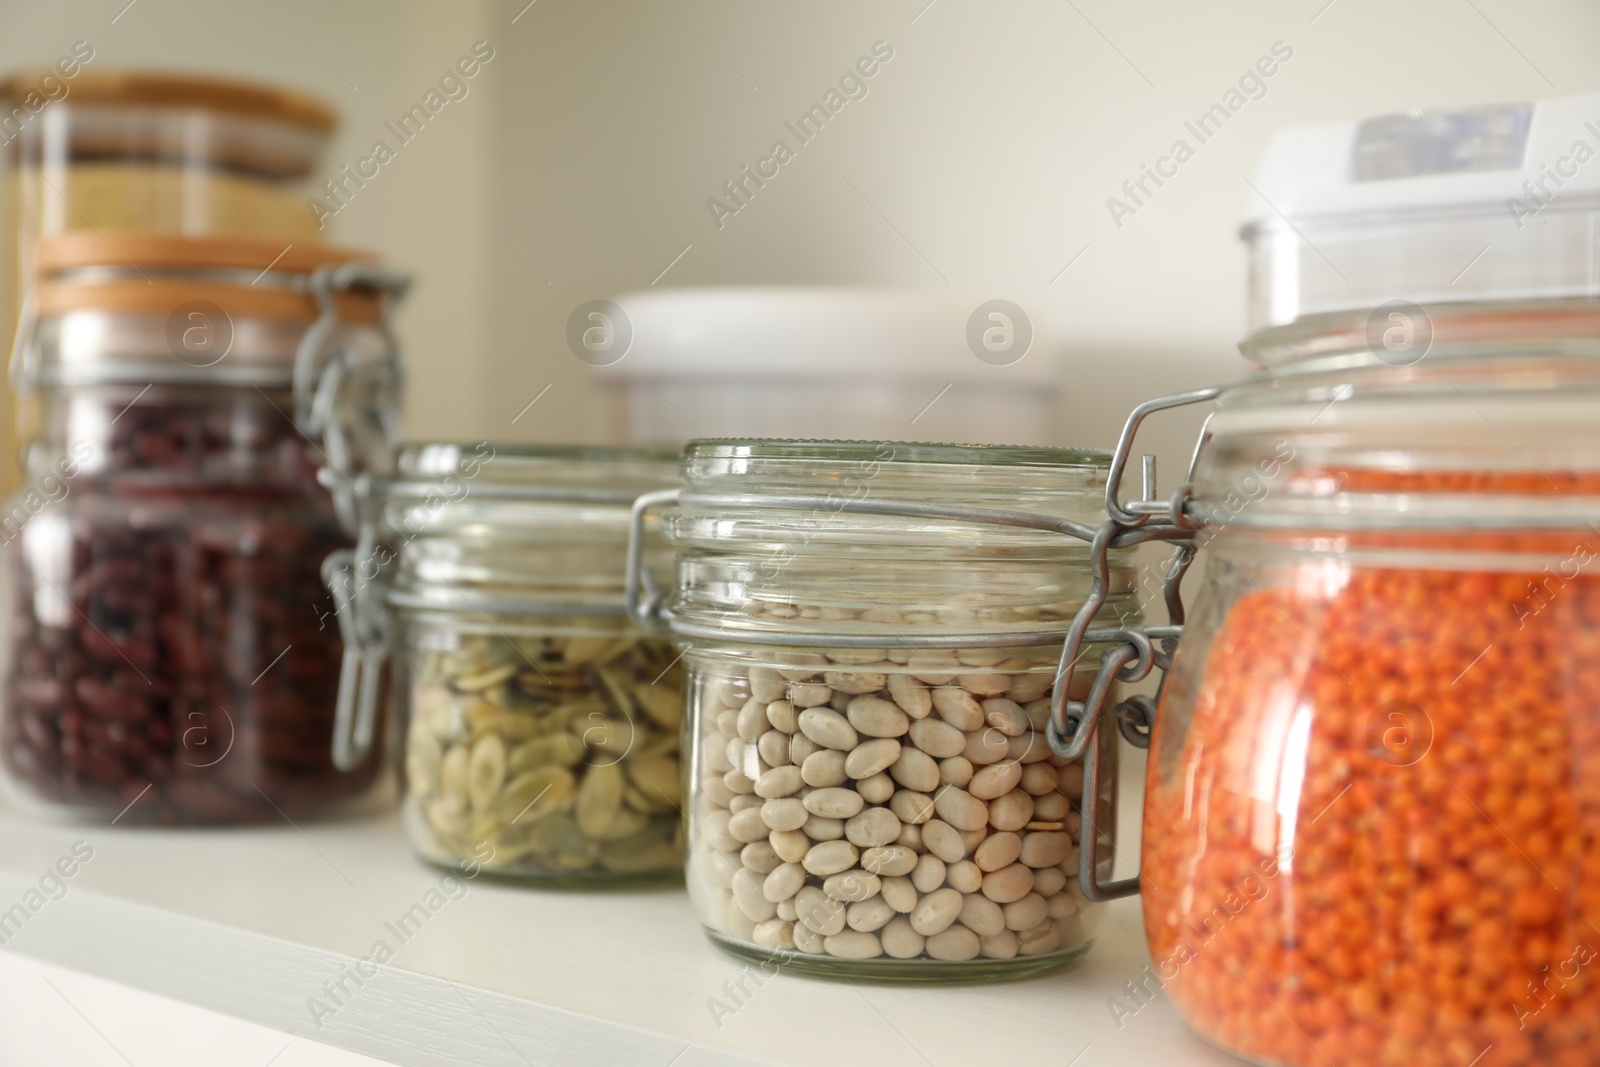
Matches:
[1351,103,1533,181]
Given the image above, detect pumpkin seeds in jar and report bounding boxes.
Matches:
[403,627,685,883]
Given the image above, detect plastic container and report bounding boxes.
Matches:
[343,444,687,883]
[631,439,1139,979]
[597,289,1060,447]
[1075,96,1600,1067]
[0,232,405,824]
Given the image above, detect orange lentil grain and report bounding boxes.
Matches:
[1143,509,1600,1067]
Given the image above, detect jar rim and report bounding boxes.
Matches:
[684,438,1110,469]
[1239,297,1600,370]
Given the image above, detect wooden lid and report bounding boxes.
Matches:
[0,69,337,131]
[38,231,375,276]
[36,232,384,325]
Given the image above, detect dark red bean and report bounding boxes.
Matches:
[2,390,383,825]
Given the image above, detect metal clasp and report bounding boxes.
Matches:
[322,474,392,772]
[1057,384,1228,901]
[296,262,411,535]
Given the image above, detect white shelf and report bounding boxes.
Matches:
[0,804,1238,1067]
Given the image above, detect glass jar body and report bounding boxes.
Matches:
[0,383,381,823]
[396,610,684,884]
[683,639,1113,980]
[1144,529,1600,1067]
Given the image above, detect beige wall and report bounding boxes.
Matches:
[3,0,1599,483]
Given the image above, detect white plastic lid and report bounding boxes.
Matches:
[1243,95,1600,329]
[597,287,1052,380]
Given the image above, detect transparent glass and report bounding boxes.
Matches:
[1,93,332,500]
[1146,526,1600,1067]
[668,440,1133,979]
[397,613,684,885]
[0,383,380,823]
[1141,317,1600,1066]
[385,444,685,884]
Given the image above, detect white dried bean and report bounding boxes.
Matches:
[909,888,963,936]
[1020,764,1058,796]
[881,916,926,958]
[980,929,1019,959]
[793,921,826,953]
[880,876,918,913]
[890,790,936,825]
[752,919,796,950]
[847,695,910,738]
[804,787,864,819]
[762,798,809,832]
[934,787,989,832]
[931,687,984,730]
[965,729,1010,766]
[766,699,798,734]
[974,831,1022,872]
[859,844,918,877]
[770,828,810,862]
[790,684,834,708]
[797,708,857,750]
[959,674,1009,697]
[857,773,894,805]
[911,853,946,893]
[823,869,881,902]
[729,807,770,843]
[804,815,845,841]
[737,697,768,741]
[1010,733,1052,764]
[1033,867,1068,897]
[750,667,787,703]
[801,748,848,788]
[845,738,901,779]
[756,765,803,798]
[795,885,847,935]
[890,747,941,792]
[1007,672,1052,704]
[982,699,1029,737]
[826,671,887,694]
[969,760,1022,800]
[946,860,983,894]
[1004,892,1049,931]
[887,674,932,718]
[703,849,738,889]
[921,820,967,864]
[764,862,806,902]
[1020,831,1072,868]
[758,730,792,768]
[703,810,740,851]
[990,791,1036,831]
[847,896,895,932]
[803,839,859,876]
[1047,890,1081,920]
[845,808,902,848]
[1033,792,1070,820]
[939,757,974,787]
[732,869,778,921]
[824,930,883,959]
[959,893,1007,936]
[1018,920,1061,956]
[741,840,782,874]
[982,863,1035,903]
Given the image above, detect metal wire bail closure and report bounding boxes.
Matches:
[323,474,391,772]
[296,262,411,536]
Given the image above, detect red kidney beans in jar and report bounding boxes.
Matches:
[1,232,405,824]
